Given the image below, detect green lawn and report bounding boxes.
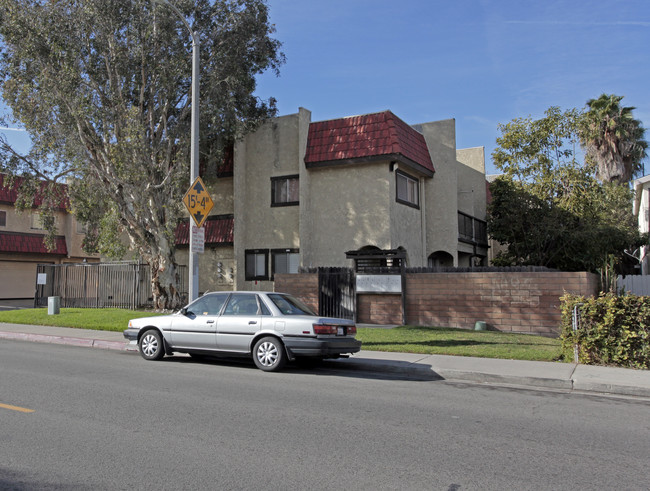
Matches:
[0,308,563,361]
[356,326,562,362]
[0,307,162,332]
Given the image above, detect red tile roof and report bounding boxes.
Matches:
[304,111,434,175]
[175,215,234,246]
[0,174,69,209]
[0,231,68,255]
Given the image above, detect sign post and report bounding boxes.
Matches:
[183,176,214,301]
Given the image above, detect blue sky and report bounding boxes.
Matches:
[1,0,648,176]
[255,0,650,175]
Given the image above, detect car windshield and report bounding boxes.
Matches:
[268,294,315,316]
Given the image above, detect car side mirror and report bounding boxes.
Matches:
[180,307,188,316]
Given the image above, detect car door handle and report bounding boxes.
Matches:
[206,320,215,324]
[248,321,257,325]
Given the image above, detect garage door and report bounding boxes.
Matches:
[0,261,39,299]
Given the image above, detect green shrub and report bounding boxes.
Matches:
[560,293,650,369]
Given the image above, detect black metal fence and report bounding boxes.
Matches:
[35,262,187,309]
[318,267,355,320]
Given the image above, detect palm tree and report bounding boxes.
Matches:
[579,94,648,183]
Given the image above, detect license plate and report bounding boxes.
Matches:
[337,327,345,336]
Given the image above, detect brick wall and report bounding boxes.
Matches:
[357,294,403,325]
[274,273,319,313]
[405,272,599,336]
[275,271,600,336]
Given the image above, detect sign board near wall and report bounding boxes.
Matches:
[356,274,402,293]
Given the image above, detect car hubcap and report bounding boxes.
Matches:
[257,342,278,367]
[142,335,158,357]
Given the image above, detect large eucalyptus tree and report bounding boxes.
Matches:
[0,0,284,308]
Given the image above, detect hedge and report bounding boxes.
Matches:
[560,293,650,369]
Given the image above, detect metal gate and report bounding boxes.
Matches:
[318,267,355,320]
[34,262,187,309]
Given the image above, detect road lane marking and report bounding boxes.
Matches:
[0,402,35,413]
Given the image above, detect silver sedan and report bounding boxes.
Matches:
[124,291,361,371]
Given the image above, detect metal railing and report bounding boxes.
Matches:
[35,261,187,309]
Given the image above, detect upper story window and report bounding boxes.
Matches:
[271,175,299,207]
[458,212,488,246]
[396,170,419,208]
[0,210,6,227]
[31,212,44,230]
[76,220,87,234]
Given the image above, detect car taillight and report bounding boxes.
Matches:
[313,324,356,335]
[313,324,338,335]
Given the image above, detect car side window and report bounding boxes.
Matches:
[224,293,260,316]
[186,293,228,316]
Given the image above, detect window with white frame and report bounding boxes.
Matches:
[396,171,419,208]
[272,249,299,278]
[31,212,44,230]
[245,249,269,281]
[76,219,87,234]
[271,175,299,206]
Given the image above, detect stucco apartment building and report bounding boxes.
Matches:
[0,175,98,299]
[0,108,487,299]
[178,108,488,293]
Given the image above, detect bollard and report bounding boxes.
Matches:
[48,296,60,315]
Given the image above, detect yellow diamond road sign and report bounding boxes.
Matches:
[183,177,214,228]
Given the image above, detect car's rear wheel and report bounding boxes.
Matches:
[139,329,165,361]
[253,336,286,372]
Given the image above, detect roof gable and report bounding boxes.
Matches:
[174,215,234,246]
[0,174,69,209]
[304,111,434,175]
[0,231,68,255]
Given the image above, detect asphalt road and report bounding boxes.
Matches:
[2,340,649,490]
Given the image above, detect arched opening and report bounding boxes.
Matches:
[428,251,454,268]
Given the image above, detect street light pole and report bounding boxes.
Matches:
[153,0,200,303]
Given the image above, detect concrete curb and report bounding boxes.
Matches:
[2,327,649,398]
[0,331,136,351]
[333,357,574,389]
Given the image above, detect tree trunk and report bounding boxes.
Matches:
[149,252,182,310]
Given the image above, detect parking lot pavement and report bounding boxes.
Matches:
[0,299,35,311]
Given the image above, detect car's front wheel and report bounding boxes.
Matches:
[139,329,165,361]
[253,336,286,372]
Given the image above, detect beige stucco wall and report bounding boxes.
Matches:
[416,119,459,265]
[389,165,427,267]
[176,246,235,294]
[456,147,486,220]
[206,176,234,216]
[234,111,304,290]
[306,162,393,267]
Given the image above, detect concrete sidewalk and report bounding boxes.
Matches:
[2,322,649,398]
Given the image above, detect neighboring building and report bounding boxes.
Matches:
[633,174,650,274]
[485,174,508,265]
[0,175,98,299]
[179,108,488,293]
